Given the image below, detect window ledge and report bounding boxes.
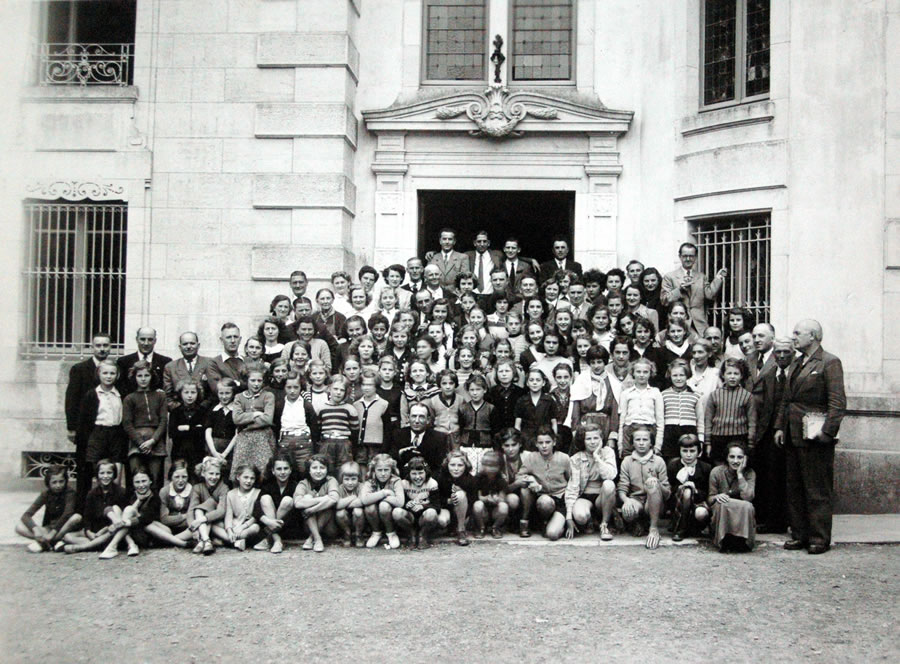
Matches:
[22,85,138,104]
[681,100,774,137]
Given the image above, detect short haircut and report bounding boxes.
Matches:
[465,373,488,391]
[339,461,361,481]
[678,242,698,256]
[678,433,701,450]
[331,270,352,283]
[586,345,610,363]
[358,265,378,280]
[720,356,750,381]
[455,271,476,288]
[436,368,459,387]
[605,268,626,282]
[290,270,307,280]
[583,269,606,286]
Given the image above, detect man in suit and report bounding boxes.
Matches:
[465,230,504,298]
[65,332,113,511]
[392,403,448,474]
[501,237,537,291]
[423,264,449,301]
[163,331,213,410]
[748,326,788,533]
[660,242,728,336]
[207,322,246,398]
[775,320,846,554]
[427,228,469,293]
[539,236,583,281]
[116,327,172,397]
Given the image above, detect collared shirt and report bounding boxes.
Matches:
[280,397,310,435]
[95,386,123,426]
[474,251,494,294]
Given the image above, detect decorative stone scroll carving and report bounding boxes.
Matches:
[25,181,126,201]
[435,83,558,139]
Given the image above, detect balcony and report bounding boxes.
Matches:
[35,42,133,87]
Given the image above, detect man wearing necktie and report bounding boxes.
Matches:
[163,331,213,410]
[426,228,468,293]
[774,320,846,554]
[750,333,791,534]
[465,230,503,296]
[116,327,172,397]
[661,242,728,336]
[392,403,448,473]
[539,236,583,280]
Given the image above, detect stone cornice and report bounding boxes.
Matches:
[363,85,632,137]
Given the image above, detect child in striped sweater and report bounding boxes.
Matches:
[660,359,704,464]
[704,357,757,465]
[314,377,358,475]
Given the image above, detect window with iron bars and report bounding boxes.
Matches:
[22,200,127,359]
[691,212,771,328]
[701,0,769,109]
[35,0,137,86]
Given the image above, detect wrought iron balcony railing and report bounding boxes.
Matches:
[36,43,133,86]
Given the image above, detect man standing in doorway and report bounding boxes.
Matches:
[502,237,537,290]
[427,228,469,293]
[661,242,727,336]
[466,229,503,298]
[539,236,582,281]
[775,320,846,554]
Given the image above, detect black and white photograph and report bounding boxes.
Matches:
[0,0,898,662]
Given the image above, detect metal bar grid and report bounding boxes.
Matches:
[692,213,771,329]
[21,201,127,359]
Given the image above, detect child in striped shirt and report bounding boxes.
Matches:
[617,358,665,458]
[314,377,357,475]
[660,359,704,464]
[704,357,757,465]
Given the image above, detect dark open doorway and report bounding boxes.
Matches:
[417,190,575,262]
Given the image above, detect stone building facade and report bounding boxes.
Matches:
[0,0,897,510]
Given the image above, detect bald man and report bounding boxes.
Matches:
[774,320,846,554]
[116,327,172,397]
[163,331,214,410]
[750,334,791,534]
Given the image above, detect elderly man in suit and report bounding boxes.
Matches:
[392,402,449,476]
[661,242,728,336]
[539,236,583,281]
[116,327,172,397]
[163,331,213,410]
[775,320,846,554]
[465,229,504,298]
[748,327,789,533]
[427,228,469,293]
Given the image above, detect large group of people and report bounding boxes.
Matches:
[17,229,846,559]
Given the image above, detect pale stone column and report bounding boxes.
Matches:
[371,132,413,267]
[581,133,623,270]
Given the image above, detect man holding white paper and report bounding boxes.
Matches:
[774,320,846,554]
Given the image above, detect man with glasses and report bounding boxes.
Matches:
[661,242,728,335]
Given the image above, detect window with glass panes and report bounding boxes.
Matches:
[424,0,488,82]
[423,0,574,84]
[510,0,573,81]
[702,0,769,108]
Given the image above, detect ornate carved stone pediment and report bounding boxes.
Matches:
[363,86,632,138]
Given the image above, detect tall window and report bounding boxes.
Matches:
[692,212,771,327]
[424,0,488,82]
[423,0,575,84]
[701,0,769,108]
[510,0,574,81]
[36,0,137,86]
[23,200,127,358]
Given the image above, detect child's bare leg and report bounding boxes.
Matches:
[472,500,486,532]
[598,481,616,525]
[646,486,663,549]
[258,495,279,530]
[335,509,352,537]
[419,508,438,543]
[505,492,520,513]
[145,522,189,547]
[53,514,83,544]
[391,508,413,535]
[452,494,468,534]
[492,501,509,530]
[378,501,396,534]
[351,508,365,538]
[124,534,139,555]
[209,524,229,542]
[364,505,381,532]
[520,488,536,521]
[694,505,710,526]
[99,528,129,558]
[545,512,566,541]
[572,499,593,528]
[15,521,36,540]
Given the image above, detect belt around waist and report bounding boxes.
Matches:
[280,430,310,438]
[93,424,121,430]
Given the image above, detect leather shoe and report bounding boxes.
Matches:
[783,539,808,551]
[807,543,830,555]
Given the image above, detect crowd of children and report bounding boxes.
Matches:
[22,249,775,557]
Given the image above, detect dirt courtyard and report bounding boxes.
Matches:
[1,541,897,663]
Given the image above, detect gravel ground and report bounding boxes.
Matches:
[1,540,897,663]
